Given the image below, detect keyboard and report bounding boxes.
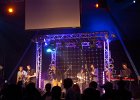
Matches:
[111,78,135,82]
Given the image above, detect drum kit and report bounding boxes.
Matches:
[48,64,97,87]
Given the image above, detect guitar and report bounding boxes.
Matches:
[25,74,36,83]
[17,71,27,84]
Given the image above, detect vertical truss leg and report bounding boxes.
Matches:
[104,39,110,83]
[48,49,57,81]
[36,42,42,88]
[51,49,57,66]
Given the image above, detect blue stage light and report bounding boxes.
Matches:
[46,48,52,52]
[45,42,48,46]
[52,48,56,51]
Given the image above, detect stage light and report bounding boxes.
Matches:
[52,48,56,51]
[46,48,52,52]
[133,0,136,3]
[95,3,99,8]
[45,42,48,46]
[8,7,14,13]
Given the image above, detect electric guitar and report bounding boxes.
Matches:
[25,74,36,83]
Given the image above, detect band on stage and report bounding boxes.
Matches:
[47,64,99,89]
[16,63,133,88]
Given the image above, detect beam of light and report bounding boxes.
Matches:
[8,42,32,81]
[108,8,140,78]
[8,33,37,82]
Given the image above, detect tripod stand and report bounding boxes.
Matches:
[64,65,72,79]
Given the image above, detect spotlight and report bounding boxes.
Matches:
[46,48,52,52]
[95,3,99,8]
[7,7,14,14]
[52,48,56,51]
[5,80,8,83]
[45,42,48,46]
[133,0,136,3]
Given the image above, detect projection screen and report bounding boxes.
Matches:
[25,0,80,30]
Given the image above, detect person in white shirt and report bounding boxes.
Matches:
[16,66,27,84]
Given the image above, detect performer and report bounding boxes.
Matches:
[77,68,85,91]
[90,64,98,82]
[49,65,62,87]
[77,68,85,83]
[17,66,27,84]
[48,64,57,81]
[105,64,115,81]
[120,63,132,78]
[26,65,36,84]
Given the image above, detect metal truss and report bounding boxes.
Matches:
[56,42,90,47]
[51,50,57,66]
[37,32,108,42]
[104,39,110,82]
[81,42,90,46]
[35,32,110,88]
[36,42,42,88]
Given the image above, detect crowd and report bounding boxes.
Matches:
[0,78,132,100]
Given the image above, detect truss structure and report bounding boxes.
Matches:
[35,32,110,88]
[51,50,57,66]
[36,42,42,88]
[104,39,110,83]
[36,32,108,42]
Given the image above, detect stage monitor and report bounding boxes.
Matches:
[25,0,80,30]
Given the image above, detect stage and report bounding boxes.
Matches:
[34,32,112,89]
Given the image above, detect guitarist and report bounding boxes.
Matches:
[17,66,27,84]
[25,65,36,85]
[90,64,98,82]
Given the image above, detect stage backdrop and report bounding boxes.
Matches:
[25,0,80,30]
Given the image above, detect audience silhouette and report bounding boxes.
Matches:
[51,86,62,100]
[42,83,52,100]
[83,81,100,100]
[0,78,134,100]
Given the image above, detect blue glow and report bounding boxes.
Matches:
[45,42,48,46]
[52,48,56,51]
[46,48,52,52]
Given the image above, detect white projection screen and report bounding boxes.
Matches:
[25,0,80,30]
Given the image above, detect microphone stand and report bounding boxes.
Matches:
[64,65,72,78]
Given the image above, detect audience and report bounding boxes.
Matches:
[82,81,100,100]
[115,80,132,100]
[51,86,62,100]
[72,84,81,100]
[0,78,133,100]
[42,83,52,100]
[100,82,117,100]
[22,82,42,100]
[63,78,77,100]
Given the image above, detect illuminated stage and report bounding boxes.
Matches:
[34,32,111,89]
